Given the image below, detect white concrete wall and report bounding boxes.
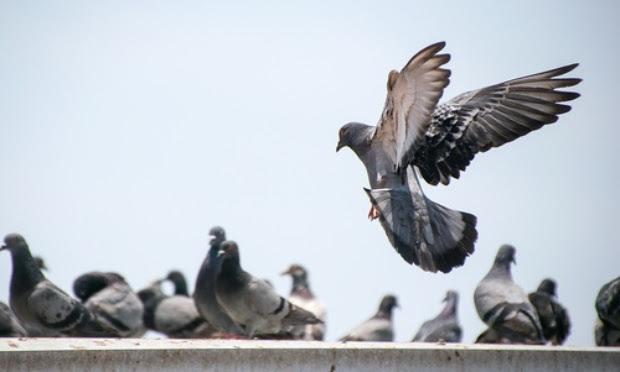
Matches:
[1,339,619,372]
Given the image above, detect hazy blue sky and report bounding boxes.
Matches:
[1,1,618,345]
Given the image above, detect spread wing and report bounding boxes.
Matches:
[415,63,581,185]
[373,42,451,169]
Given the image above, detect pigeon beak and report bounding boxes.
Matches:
[512,257,517,265]
[209,235,216,244]
[336,141,343,152]
[0,245,6,251]
[217,249,226,257]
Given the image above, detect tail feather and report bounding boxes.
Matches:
[283,302,323,327]
[364,187,477,273]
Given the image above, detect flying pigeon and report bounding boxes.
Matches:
[0,301,27,337]
[0,233,118,337]
[594,276,620,346]
[473,244,544,344]
[339,294,398,342]
[412,290,461,343]
[528,278,571,345]
[137,279,217,339]
[73,271,145,338]
[193,226,243,335]
[214,240,322,338]
[336,41,581,273]
[281,264,327,340]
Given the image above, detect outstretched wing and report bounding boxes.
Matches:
[374,42,451,169]
[415,64,581,185]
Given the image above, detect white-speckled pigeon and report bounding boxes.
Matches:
[281,264,327,341]
[73,271,145,338]
[412,290,461,343]
[137,279,216,339]
[0,233,118,337]
[193,226,243,335]
[339,294,398,342]
[595,276,620,346]
[336,41,581,273]
[0,301,27,337]
[474,244,544,344]
[214,241,322,338]
[528,278,571,345]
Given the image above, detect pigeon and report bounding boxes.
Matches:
[339,294,398,342]
[137,280,217,339]
[528,278,571,345]
[73,271,145,338]
[0,301,27,337]
[166,270,190,296]
[214,240,322,338]
[0,233,118,337]
[594,276,620,346]
[281,264,327,340]
[336,41,581,273]
[473,244,544,344]
[193,226,243,335]
[412,290,462,343]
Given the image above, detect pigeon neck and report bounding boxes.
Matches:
[291,276,313,297]
[219,256,245,285]
[141,293,166,330]
[376,304,394,320]
[489,260,512,280]
[441,296,457,316]
[9,246,45,295]
[172,277,189,296]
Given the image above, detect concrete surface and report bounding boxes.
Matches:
[1,338,618,371]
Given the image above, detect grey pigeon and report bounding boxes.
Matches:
[412,290,461,343]
[528,278,571,345]
[166,270,190,296]
[214,241,322,338]
[73,271,145,338]
[193,227,243,335]
[474,244,544,344]
[0,301,27,337]
[137,280,216,339]
[281,264,327,341]
[595,276,620,346]
[0,233,118,337]
[339,294,398,342]
[336,41,580,273]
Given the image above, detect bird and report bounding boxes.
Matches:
[473,244,544,344]
[594,276,620,346]
[214,240,322,339]
[0,233,118,337]
[166,270,190,296]
[193,226,243,335]
[137,279,217,339]
[281,264,327,340]
[412,290,461,343]
[0,301,27,337]
[528,278,571,345]
[339,294,398,342]
[73,271,145,338]
[336,41,581,273]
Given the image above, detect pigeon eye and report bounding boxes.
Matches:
[339,128,346,137]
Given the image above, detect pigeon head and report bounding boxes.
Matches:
[281,264,307,280]
[209,226,226,246]
[442,290,459,315]
[336,122,373,154]
[166,270,189,296]
[73,271,126,302]
[281,264,312,295]
[377,294,399,318]
[494,244,517,266]
[33,256,48,271]
[537,278,557,296]
[218,241,240,260]
[1,233,29,253]
[443,290,458,303]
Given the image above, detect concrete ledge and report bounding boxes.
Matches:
[1,338,618,372]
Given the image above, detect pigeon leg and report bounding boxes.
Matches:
[368,205,380,220]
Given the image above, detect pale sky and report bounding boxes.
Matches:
[1,1,619,346]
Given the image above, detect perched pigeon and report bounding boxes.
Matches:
[281,264,327,340]
[412,290,462,343]
[336,41,581,273]
[339,294,398,342]
[595,276,620,346]
[166,270,190,296]
[474,244,544,344]
[528,278,571,345]
[73,271,145,338]
[193,227,243,335]
[214,241,322,338]
[0,301,27,337]
[137,280,216,339]
[0,233,118,337]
